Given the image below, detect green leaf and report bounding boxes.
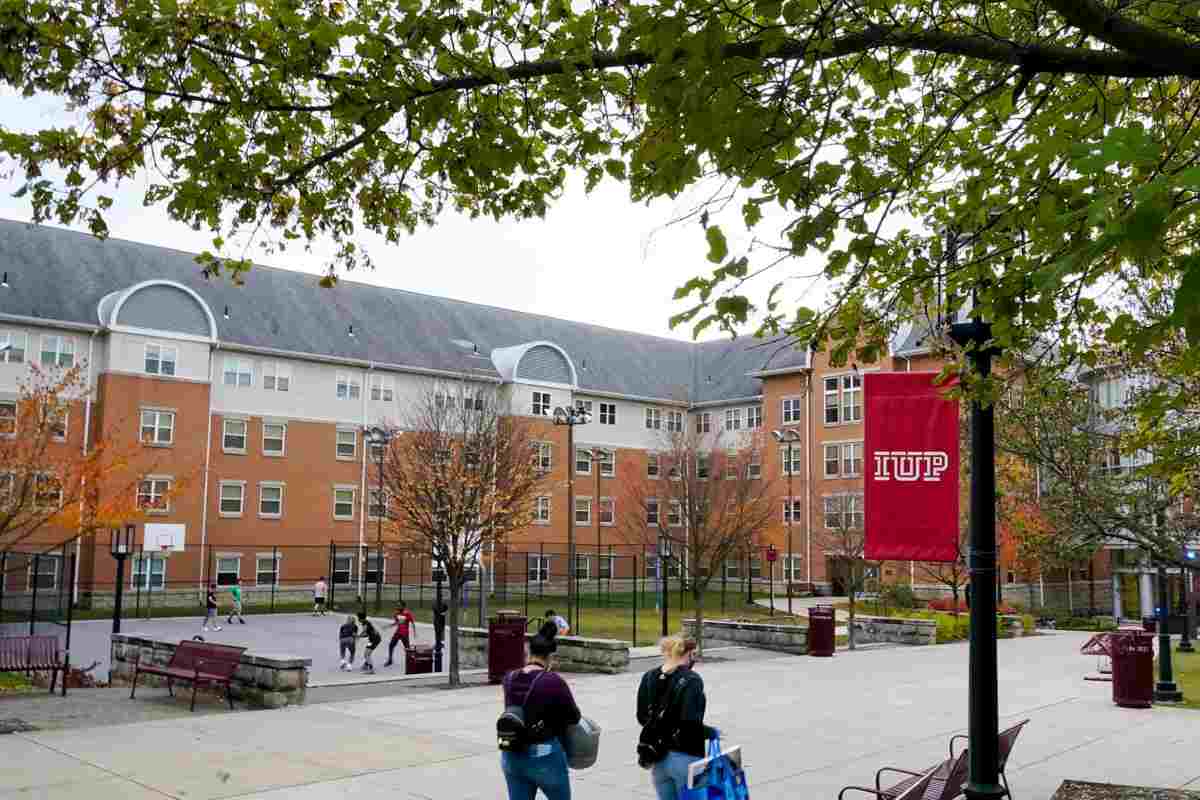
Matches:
[705,225,728,264]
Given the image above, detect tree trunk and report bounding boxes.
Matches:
[847,588,856,651]
[1088,567,1096,617]
[951,584,960,615]
[692,580,706,656]
[448,575,462,687]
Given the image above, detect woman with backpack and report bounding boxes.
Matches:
[498,621,581,800]
[637,633,712,800]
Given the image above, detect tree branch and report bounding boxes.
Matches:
[1043,0,1200,75]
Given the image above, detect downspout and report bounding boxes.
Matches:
[75,331,98,605]
[358,364,371,601]
[198,343,218,595]
[805,372,813,585]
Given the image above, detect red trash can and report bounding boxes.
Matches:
[809,605,836,657]
[1111,631,1154,708]
[488,611,527,684]
[405,644,434,675]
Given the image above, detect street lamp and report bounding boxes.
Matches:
[1155,561,1183,701]
[659,531,672,637]
[432,547,447,672]
[110,525,135,634]
[364,426,392,613]
[579,447,612,637]
[553,404,591,630]
[1182,549,1198,654]
[772,428,802,615]
[766,544,778,616]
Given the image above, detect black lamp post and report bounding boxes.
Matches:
[659,532,672,637]
[766,545,778,616]
[1179,548,1195,654]
[364,426,392,613]
[110,524,135,634]
[433,551,447,672]
[1154,562,1183,701]
[772,429,801,615]
[553,404,591,631]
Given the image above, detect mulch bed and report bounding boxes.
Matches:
[1053,781,1200,800]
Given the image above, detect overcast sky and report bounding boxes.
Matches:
[0,92,829,342]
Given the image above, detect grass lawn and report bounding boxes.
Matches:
[0,672,33,693]
[1170,648,1200,710]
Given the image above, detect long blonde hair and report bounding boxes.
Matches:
[659,633,698,660]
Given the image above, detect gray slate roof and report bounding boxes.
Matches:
[0,219,807,403]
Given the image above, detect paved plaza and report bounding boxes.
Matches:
[1,631,1198,799]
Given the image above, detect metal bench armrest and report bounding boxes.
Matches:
[876,767,923,793]
[841,785,885,800]
[949,734,968,759]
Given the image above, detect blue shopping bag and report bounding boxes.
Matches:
[679,737,749,800]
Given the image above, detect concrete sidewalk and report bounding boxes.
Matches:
[2,632,1198,799]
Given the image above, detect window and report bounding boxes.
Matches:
[39,335,75,368]
[44,403,67,441]
[133,554,166,590]
[532,441,552,473]
[724,408,742,431]
[646,498,660,526]
[365,553,384,585]
[223,419,247,453]
[748,450,762,480]
[782,397,802,425]
[0,330,26,364]
[574,555,590,580]
[824,374,863,425]
[223,357,253,387]
[646,453,660,478]
[140,409,174,445]
[144,343,177,376]
[783,497,802,523]
[1092,376,1136,409]
[824,442,863,478]
[216,557,240,586]
[259,483,284,518]
[781,445,802,475]
[599,402,616,425]
[256,555,280,586]
[336,373,361,400]
[576,447,592,475]
[0,401,14,437]
[336,429,357,460]
[263,422,286,456]
[263,362,291,392]
[575,497,592,525]
[435,392,455,409]
[823,494,864,529]
[782,555,803,582]
[370,375,394,401]
[724,560,741,579]
[723,449,738,480]
[575,399,593,415]
[598,556,614,579]
[668,463,681,480]
[528,555,550,582]
[35,474,61,509]
[532,391,551,416]
[219,482,245,516]
[137,478,171,513]
[0,473,14,507]
[29,556,59,590]
[649,556,681,578]
[332,554,353,585]
[823,377,840,424]
[748,558,763,579]
[534,496,551,524]
[462,391,484,411]
[598,450,614,477]
[747,405,763,429]
[333,487,356,520]
[598,497,614,525]
[667,410,683,432]
[368,488,387,519]
[645,408,662,430]
[668,500,682,526]
[697,454,710,480]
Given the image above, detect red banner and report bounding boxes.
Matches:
[863,372,960,562]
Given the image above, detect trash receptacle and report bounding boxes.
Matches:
[1141,616,1157,633]
[405,644,434,675]
[809,605,835,657]
[1111,630,1154,708]
[489,610,527,684]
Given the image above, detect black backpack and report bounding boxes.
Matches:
[637,671,692,767]
[497,669,549,752]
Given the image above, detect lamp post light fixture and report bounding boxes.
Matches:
[658,531,672,637]
[772,428,802,615]
[110,524,136,634]
[364,426,393,613]
[553,404,591,631]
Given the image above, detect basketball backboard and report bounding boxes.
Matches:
[144,523,186,553]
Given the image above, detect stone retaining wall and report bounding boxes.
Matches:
[109,633,309,708]
[456,628,630,674]
[850,615,937,646]
[681,619,809,654]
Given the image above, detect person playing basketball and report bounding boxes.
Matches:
[384,602,417,668]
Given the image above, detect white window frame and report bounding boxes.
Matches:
[0,400,15,437]
[667,410,683,432]
[219,481,246,517]
[137,477,171,514]
[0,330,26,364]
[645,408,662,430]
[333,486,356,520]
[532,441,553,473]
[782,497,802,523]
[824,373,863,425]
[575,399,593,415]
[144,343,178,376]
[258,482,285,518]
[39,335,75,368]
[370,374,395,402]
[222,418,248,454]
[336,372,361,400]
[256,553,281,587]
[646,452,660,478]
[215,556,241,587]
[335,428,357,460]
[332,554,354,585]
[723,448,738,480]
[748,449,762,480]
[263,361,291,392]
[263,422,286,456]
[780,445,802,476]
[528,555,551,583]
[28,555,60,590]
[823,441,863,478]
[532,391,551,416]
[575,447,592,475]
[746,404,763,430]
[668,500,683,527]
[823,493,864,529]
[575,496,592,525]
[782,396,802,425]
[534,496,552,525]
[598,449,615,477]
[697,412,711,434]
[133,554,167,590]
[223,357,254,387]
[646,498,660,526]
[597,555,615,580]
[140,408,175,446]
[598,496,615,526]
[368,487,388,520]
[599,402,617,425]
[725,408,742,431]
[697,453,710,480]
[782,555,803,583]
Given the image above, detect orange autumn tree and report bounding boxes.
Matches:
[0,364,150,553]
[997,456,1057,610]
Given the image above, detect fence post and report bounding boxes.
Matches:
[607,544,613,608]
[633,554,638,647]
[328,541,335,611]
[135,548,143,619]
[63,552,75,696]
[398,553,404,605]
[721,563,727,613]
[146,554,154,620]
[523,553,529,619]
[539,542,545,600]
[0,551,6,624]
[270,545,278,613]
[419,556,425,609]
[501,544,508,602]
[30,554,40,636]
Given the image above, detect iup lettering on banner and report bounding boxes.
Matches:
[863,372,960,562]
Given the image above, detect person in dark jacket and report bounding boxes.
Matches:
[637,633,710,800]
[500,621,581,800]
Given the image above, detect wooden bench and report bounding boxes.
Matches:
[129,640,246,711]
[0,635,65,695]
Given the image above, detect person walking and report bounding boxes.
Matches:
[499,621,580,800]
[357,612,382,673]
[338,615,358,671]
[636,634,712,800]
[227,577,247,625]
[384,602,417,668]
[545,609,570,636]
[202,584,222,632]
[314,576,328,616]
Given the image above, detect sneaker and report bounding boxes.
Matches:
[239,619,246,625]
[213,626,223,631]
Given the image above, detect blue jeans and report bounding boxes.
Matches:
[652,750,704,800]
[500,738,571,800]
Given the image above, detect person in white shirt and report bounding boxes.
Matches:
[313,577,328,616]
